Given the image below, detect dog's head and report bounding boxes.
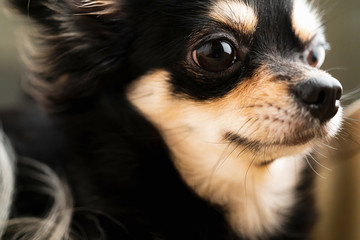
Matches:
[125,0,343,167]
[10,0,342,163]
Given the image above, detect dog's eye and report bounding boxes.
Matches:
[306,47,325,68]
[192,40,236,72]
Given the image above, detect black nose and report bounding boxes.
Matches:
[293,77,342,122]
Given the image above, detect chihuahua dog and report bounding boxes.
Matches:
[0,0,342,239]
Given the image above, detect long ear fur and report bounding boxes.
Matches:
[7,0,132,108]
[3,158,74,240]
[0,128,15,239]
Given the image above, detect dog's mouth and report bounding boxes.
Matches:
[223,131,318,166]
[224,132,316,149]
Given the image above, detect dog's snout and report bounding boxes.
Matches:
[293,77,342,122]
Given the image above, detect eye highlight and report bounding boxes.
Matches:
[305,46,326,68]
[192,40,236,72]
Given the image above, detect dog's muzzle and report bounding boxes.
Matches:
[293,77,343,122]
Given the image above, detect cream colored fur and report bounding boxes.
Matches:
[127,70,342,239]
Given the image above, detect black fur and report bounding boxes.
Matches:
[2,0,326,239]
[1,102,316,240]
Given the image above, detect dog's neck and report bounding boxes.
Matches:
[159,126,306,239]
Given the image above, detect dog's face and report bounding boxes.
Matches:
[13,0,342,166]
[127,0,342,167]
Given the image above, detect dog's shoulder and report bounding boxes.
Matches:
[0,102,242,240]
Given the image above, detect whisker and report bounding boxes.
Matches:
[311,147,328,160]
[308,153,332,172]
[318,141,338,151]
[341,88,360,102]
[263,146,272,176]
[212,143,239,174]
[212,118,254,173]
[342,117,360,126]
[244,153,257,203]
[324,66,347,73]
[305,155,326,179]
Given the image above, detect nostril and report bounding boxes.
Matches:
[315,90,326,105]
[335,86,343,100]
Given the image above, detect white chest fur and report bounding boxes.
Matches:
[160,128,306,239]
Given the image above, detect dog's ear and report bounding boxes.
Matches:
[8,0,123,21]
[7,0,133,109]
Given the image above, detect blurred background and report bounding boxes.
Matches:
[1,0,360,239]
[0,5,22,108]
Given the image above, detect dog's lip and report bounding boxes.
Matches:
[224,132,316,149]
[258,159,276,167]
[224,132,316,167]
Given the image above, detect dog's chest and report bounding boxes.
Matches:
[165,132,306,239]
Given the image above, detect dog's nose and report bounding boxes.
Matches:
[293,77,342,122]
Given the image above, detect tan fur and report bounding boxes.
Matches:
[209,0,258,34]
[292,0,322,43]
[126,69,342,239]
